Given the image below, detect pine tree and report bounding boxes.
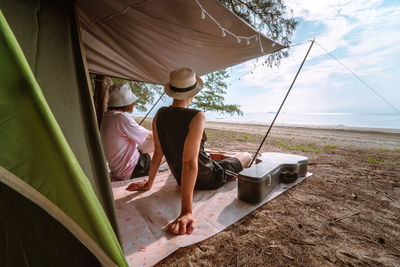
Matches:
[192,0,297,115]
[191,70,242,115]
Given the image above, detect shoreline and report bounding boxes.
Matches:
[134,115,400,134]
[204,120,400,150]
[205,120,400,135]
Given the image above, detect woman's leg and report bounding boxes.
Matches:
[233,152,252,169]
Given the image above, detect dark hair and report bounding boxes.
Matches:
[107,104,131,112]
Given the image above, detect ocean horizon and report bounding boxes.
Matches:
[132,110,400,130]
[204,112,400,130]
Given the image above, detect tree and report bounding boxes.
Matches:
[219,0,297,67]
[191,70,242,115]
[192,0,297,115]
[112,78,163,113]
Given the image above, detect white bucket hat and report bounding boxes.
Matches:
[164,67,203,100]
[108,83,138,107]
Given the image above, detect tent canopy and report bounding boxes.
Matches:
[77,0,284,84]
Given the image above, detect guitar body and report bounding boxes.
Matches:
[238,152,308,203]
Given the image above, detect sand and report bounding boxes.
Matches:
[150,120,400,266]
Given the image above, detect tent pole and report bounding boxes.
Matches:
[139,92,165,125]
[249,39,315,167]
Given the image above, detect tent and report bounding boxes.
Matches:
[0,0,284,265]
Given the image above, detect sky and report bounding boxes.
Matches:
[222,0,400,115]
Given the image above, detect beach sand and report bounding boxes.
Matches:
[139,118,400,266]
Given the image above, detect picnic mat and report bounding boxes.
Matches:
[112,171,311,266]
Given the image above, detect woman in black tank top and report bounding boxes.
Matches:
[156,106,234,190]
[127,68,251,235]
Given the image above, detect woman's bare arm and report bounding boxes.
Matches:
[168,112,205,235]
[126,114,164,191]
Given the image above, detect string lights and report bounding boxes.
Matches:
[193,0,275,57]
[88,0,298,88]
[85,0,278,57]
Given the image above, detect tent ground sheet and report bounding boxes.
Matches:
[111,171,311,266]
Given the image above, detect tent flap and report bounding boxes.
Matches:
[0,0,120,236]
[0,3,127,266]
[77,0,285,83]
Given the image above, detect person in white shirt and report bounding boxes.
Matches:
[100,83,153,180]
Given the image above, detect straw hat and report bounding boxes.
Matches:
[108,83,138,107]
[164,67,203,100]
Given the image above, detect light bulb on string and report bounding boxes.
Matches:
[246,38,250,45]
[201,10,206,19]
[221,28,226,37]
[237,37,241,43]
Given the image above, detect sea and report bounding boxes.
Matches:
[133,110,400,130]
[204,112,400,130]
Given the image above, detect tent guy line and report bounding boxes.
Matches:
[226,40,399,117]
[138,92,165,126]
[314,41,400,115]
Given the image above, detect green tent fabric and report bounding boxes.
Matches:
[0,0,119,236]
[0,176,100,266]
[0,6,127,267]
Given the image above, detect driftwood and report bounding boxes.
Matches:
[329,211,361,225]
[290,239,317,246]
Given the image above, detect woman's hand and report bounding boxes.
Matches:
[126,180,152,191]
[167,212,195,235]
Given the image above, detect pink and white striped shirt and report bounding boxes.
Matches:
[100,111,149,180]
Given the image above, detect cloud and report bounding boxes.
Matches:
[232,0,400,113]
